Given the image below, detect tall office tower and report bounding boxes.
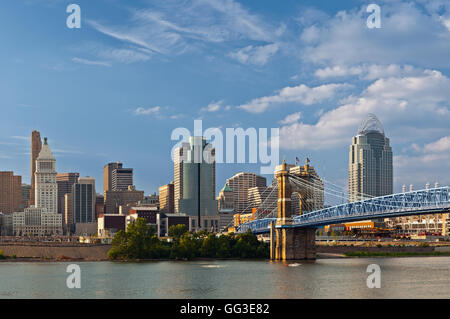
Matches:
[72,177,96,224]
[103,162,121,194]
[35,137,58,213]
[21,184,31,210]
[29,130,42,206]
[0,172,22,213]
[56,173,79,214]
[103,162,133,193]
[349,114,393,202]
[174,136,218,227]
[174,145,185,213]
[226,172,267,214]
[111,166,133,191]
[159,182,174,214]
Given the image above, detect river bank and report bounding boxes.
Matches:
[2,241,450,262]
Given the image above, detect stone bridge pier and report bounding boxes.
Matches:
[270,160,316,260]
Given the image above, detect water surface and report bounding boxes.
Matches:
[1,257,449,298]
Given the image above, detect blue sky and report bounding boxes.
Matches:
[0,0,449,205]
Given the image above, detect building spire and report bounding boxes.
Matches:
[44,137,48,145]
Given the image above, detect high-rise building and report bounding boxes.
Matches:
[111,166,133,191]
[35,137,58,213]
[0,172,22,213]
[103,162,120,194]
[349,114,393,202]
[29,130,42,206]
[174,146,184,213]
[56,173,79,214]
[72,177,96,224]
[21,184,31,211]
[174,136,218,229]
[159,182,174,214]
[226,172,267,214]
[103,162,133,194]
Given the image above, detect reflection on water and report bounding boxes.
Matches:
[0,257,449,299]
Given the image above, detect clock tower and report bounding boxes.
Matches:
[35,137,58,213]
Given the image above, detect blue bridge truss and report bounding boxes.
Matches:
[236,187,450,234]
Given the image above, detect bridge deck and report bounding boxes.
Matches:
[237,187,450,234]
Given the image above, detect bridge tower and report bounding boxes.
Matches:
[270,159,316,260]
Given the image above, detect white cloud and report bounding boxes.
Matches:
[11,136,30,141]
[87,20,164,55]
[228,43,279,66]
[422,136,450,153]
[98,49,151,64]
[315,65,363,78]
[314,64,422,81]
[278,70,450,150]
[300,2,450,68]
[134,106,161,116]
[201,100,224,112]
[238,83,351,114]
[72,57,111,67]
[440,16,450,31]
[87,0,282,64]
[279,112,301,125]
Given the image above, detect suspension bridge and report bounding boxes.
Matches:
[232,160,450,261]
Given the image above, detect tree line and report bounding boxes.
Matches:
[108,218,269,261]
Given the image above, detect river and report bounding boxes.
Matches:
[1,257,449,298]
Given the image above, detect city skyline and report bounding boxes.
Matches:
[0,0,449,200]
[0,0,450,304]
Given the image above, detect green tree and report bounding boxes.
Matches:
[233,230,269,259]
[200,234,220,258]
[170,233,199,260]
[108,218,160,260]
[169,224,188,239]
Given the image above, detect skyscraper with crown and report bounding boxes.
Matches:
[35,137,58,213]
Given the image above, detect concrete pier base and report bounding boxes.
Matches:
[271,223,316,260]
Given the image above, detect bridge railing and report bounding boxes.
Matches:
[236,187,449,233]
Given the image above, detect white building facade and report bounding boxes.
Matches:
[35,137,58,213]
